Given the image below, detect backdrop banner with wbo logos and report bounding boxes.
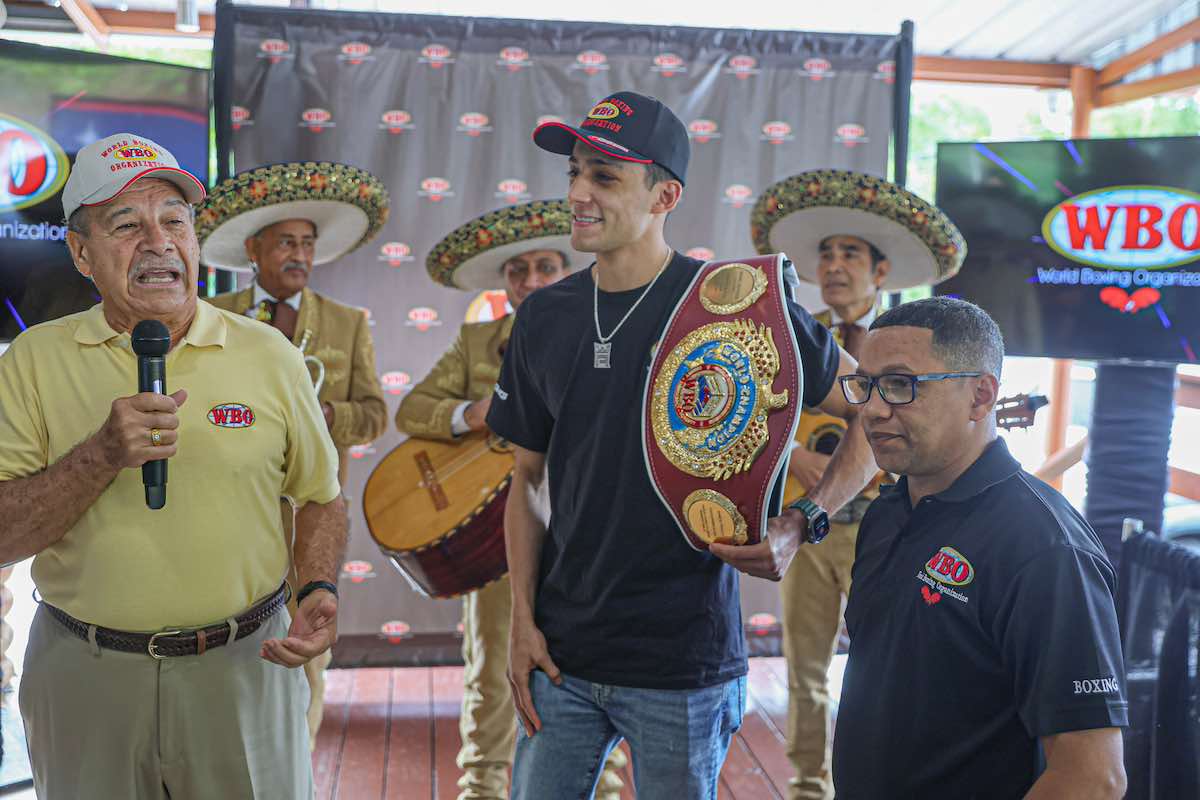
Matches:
[214,4,904,665]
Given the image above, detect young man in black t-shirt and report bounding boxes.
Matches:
[832,297,1127,799]
[485,91,880,799]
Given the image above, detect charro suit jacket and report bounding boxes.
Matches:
[395,314,514,441]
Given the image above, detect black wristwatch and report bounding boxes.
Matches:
[788,497,831,544]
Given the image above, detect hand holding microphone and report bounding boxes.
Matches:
[91,320,186,509]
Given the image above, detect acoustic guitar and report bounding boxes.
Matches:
[363,431,513,599]
[783,392,1049,505]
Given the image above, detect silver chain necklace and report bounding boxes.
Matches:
[592,249,673,369]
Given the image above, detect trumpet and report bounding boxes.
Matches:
[298,329,325,394]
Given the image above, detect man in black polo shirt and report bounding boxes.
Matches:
[832,296,1127,799]
[486,91,880,799]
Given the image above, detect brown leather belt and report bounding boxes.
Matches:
[43,582,290,660]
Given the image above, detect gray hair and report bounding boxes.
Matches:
[66,206,92,238]
[870,296,1004,379]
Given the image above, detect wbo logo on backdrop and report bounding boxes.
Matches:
[688,120,721,143]
[299,108,335,132]
[498,46,533,71]
[406,307,442,332]
[258,39,293,64]
[418,177,454,202]
[420,43,455,68]
[574,50,609,75]
[725,54,760,79]
[723,184,755,208]
[378,241,414,266]
[0,114,69,213]
[338,41,373,65]
[651,53,688,77]
[457,112,493,137]
[231,106,254,131]
[496,179,531,204]
[835,123,868,148]
[380,371,413,395]
[801,58,835,80]
[379,109,415,135]
[761,121,793,145]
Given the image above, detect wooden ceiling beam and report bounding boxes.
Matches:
[1096,63,1200,107]
[93,8,215,36]
[914,55,1072,88]
[1177,373,1200,410]
[1099,16,1200,86]
[59,0,111,49]
[1170,466,1200,502]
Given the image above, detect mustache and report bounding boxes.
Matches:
[130,255,185,279]
[282,261,310,272]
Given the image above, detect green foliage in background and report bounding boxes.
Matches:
[1091,94,1200,137]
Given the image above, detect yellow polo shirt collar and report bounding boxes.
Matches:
[70,300,228,350]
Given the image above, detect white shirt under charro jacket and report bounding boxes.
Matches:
[829,302,879,329]
[247,281,303,318]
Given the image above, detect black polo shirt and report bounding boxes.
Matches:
[832,438,1128,799]
[486,253,840,690]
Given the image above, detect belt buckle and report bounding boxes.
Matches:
[147,629,182,660]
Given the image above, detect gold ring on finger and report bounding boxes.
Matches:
[150,428,163,446]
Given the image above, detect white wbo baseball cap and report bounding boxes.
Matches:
[62,133,206,221]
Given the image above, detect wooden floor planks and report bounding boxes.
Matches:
[313,658,798,799]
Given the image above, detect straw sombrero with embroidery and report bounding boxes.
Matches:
[196,161,390,272]
[427,199,580,291]
[750,169,966,290]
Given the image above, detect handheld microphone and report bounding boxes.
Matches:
[131,320,171,510]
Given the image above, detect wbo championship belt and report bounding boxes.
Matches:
[642,253,803,551]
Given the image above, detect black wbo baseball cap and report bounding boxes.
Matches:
[533,91,690,185]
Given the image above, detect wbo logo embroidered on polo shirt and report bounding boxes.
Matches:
[208,403,255,428]
[916,545,975,606]
[926,546,975,585]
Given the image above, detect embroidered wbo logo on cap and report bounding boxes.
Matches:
[587,102,622,121]
[60,132,206,221]
[103,141,164,168]
[532,90,691,186]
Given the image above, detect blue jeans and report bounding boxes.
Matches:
[510,669,746,800]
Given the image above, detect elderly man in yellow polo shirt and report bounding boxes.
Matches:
[0,133,346,799]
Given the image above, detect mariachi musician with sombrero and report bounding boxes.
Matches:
[748,168,966,800]
[389,200,627,800]
[195,161,391,748]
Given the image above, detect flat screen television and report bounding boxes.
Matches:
[935,136,1200,363]
[0,40,209,342]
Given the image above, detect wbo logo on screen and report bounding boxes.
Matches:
[0,114,69,214]
[1042,186,1200,270]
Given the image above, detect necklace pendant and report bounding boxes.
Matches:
[593,341,612,369]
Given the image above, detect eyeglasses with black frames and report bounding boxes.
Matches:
[838,372,983,406]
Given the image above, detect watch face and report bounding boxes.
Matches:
[809,513,831,544]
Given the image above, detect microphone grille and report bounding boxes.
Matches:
[131,319,171,356]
